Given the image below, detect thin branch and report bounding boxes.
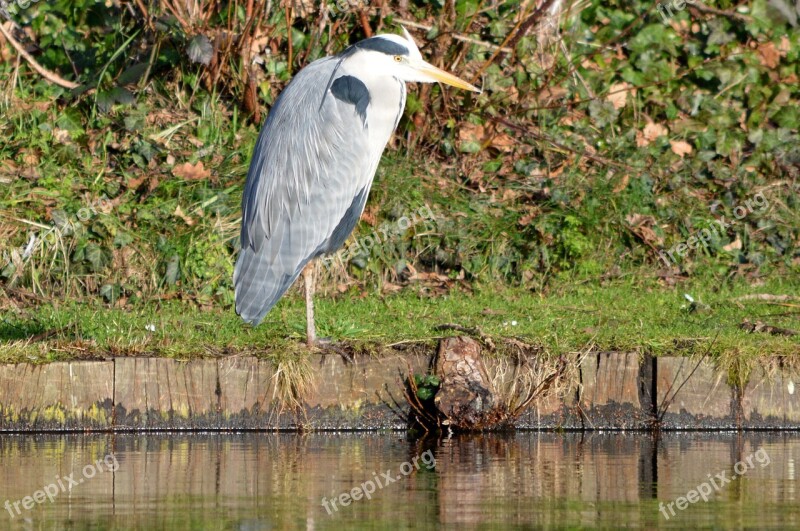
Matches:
[470,0,559,83]
[359,8,373,37]
[733,294,800,303]
[656,332,719,423]
[0,22,79,89]
[690,2,753,22]
[507,0,559,50]
[434,323,495,350]
[394,18,512,53]
[493,116,642,171]
[740,319,798,337]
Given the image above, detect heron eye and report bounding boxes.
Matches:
[393,55,402,62]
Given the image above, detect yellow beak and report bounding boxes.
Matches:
[416,61,482,93]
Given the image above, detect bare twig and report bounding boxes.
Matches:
[733,294,800,303]
[359,8,373,37]
[740,319,798,337]
[509,354,568,418]
[285,5,293,74]
[689,2,752,22]
[493,116,641,171]
[394,18,512,53]
[655,333,719,424]
[403,366,440,431]
[470,0,559,83]
[0,23,79,89]
[434,323,495,350]
[507,0,559,50]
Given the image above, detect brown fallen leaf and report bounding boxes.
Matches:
[612,174,630,193]
[778,36,791,55]
[536,85,568,104]
[501,189,519,202]
[0,159,18,176]
[127,175,147,190]
[360,206,377,226]
[21,150,39,166]
[459,123,485,144]
[518,211,537,227]
[669,140,693,158]
[636,122,668,147]
[723,236,742,252]
[606,82,632,110]
[757,42,780,69]
[490,132,515,152]
[173,205,195,226]
[382,282,402,294]
[173,161,211,181]
[53,128,72,145]
[625,213,663,247]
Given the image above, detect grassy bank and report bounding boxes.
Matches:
[2,271,798,367]
[1,1,799,366]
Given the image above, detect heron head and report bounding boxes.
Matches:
[347,28,481,93]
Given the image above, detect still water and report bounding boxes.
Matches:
[0,432,798,529]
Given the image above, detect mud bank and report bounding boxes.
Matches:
[1,349,799,431]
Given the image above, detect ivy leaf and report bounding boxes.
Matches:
[589,100,619,128]
[187,35,213,65]
[84,244,108,272]
[100,284,121,303]
[416,387,434,401]
[165,255,180,285]
[424,375,441,387]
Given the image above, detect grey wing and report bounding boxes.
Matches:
[234,58,376,325]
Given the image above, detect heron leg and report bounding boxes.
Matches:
[303,261,316,347]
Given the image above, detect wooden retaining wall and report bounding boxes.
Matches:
[1,350,799,431]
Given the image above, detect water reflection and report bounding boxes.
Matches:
[0,432,798,529]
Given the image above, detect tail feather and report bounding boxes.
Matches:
[233,247,305,325]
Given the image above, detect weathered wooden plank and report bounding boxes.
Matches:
[741,365,800,428]
[3,350,800,431]
[305,352,429,429]
[580,352,652,429]
[0,362,113,430]
[114,358,218,429]
[656,357,737,429]
[217,356,275,428]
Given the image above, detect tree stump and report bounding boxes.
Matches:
[433,336,501,429]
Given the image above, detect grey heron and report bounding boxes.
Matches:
[234,28,480,346]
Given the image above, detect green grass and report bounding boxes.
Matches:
[2,270,797,366]
[1,0,798,371]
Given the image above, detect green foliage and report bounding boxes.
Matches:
[0,0,798,309]
[1,274,797,363]
[413,374,441,401]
